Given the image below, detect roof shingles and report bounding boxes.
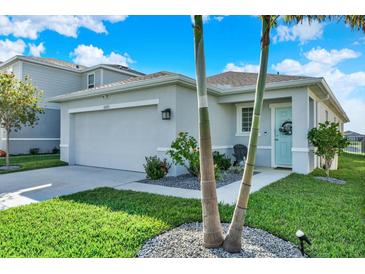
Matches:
[207,71,318,89]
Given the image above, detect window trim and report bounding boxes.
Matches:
[87,72,95,89]
[236,103,255,136]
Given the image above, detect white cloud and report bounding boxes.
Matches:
[0,39,26,61]
[71,44,134,67]
[272,47,365,133]
[224,62,260,73]
[29,42,45,57]
[273,19,324,44]
[304,48,360,64]
[213,16,225,22]
[353,37,365,45]
[0,15,128,39]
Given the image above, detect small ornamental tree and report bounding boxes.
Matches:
[308,121,349,177]
[0,73,44,167]
[167,132,200,176]
[166,132,221,178]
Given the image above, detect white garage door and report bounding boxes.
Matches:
[73,105,159,172]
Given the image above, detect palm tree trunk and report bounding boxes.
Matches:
[193,15,224,248]
[223,15,272,253]
[5,128,10,167]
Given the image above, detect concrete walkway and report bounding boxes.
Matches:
[116,167,291,204]
[0,165,291,210]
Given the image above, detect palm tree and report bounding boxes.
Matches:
[223,15,274,253]
[222,14,365,253]
[284,16,365,32]
[193,15,224,248]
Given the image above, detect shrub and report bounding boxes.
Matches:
[229,165,243,174]
[29,148,40,155]
[308,121,349,177]
[167,132,200,176]
[213,151,231,170]
[52,146,60,154]
[144,156,171,180]
[167,132,222,178]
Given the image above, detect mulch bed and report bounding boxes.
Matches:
[138,170,260,190]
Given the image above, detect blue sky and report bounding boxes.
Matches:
[0,15,364,132]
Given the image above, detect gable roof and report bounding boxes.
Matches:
[207,71,318,89]
[0,55,144,76]
[25,56,86,70]
[48,69,349,123]
[344,130,365,137]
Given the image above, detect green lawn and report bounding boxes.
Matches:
[245,152,365,258]
[0,154,67,174]
[0,153,363,257]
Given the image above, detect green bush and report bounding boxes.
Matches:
[213,151,231,170]
[29,148,40,155]
[308,121,349,177]
[52,146,60,154]
[167,132,200,176]
[143,156,171,180]
[167,132,222,178]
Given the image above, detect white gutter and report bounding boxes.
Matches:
[48,74,223,103]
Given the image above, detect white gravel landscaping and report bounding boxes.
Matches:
[138,222,304,258]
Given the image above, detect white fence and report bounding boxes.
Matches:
[344,136,365,155]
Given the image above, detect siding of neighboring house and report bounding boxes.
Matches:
[80,68,133,90]
[23,62,82,101]
[0,62,22,78]
[81,69,102,90]
[0,61,82,154]
[102,69,132,84]
[0,59,140,155]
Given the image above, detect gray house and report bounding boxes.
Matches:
[49,70,349,175]
[0,55,144,154]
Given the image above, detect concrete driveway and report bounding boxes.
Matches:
[0,165,146,210]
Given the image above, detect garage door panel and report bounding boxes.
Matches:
[73,105,158,172]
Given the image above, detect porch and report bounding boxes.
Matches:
[219,86,316,174]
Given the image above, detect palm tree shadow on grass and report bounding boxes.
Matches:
[59,187,234,227]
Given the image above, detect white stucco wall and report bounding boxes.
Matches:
[59,85,178,173]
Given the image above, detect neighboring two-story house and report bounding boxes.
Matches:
[0,56,144,155]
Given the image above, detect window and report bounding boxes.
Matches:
[241,107,254,132]
[334,117,337,123]
[87,73,95,89]
[236,104,254,136]
[325,110,329,121]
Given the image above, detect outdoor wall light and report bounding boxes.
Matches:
[296,230,312,256]
[161,108,171,120]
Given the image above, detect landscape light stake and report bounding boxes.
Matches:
[296,230,312,256]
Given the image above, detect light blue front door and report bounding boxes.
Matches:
[275,107,292,167]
